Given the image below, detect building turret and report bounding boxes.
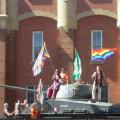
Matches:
[57,0,76,31]
[0,0,7,28]
[57,0,77,82]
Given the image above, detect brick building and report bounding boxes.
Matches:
[0,0,120,116]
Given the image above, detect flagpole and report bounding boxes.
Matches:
[44,41,54,72]
[49,56,55,72]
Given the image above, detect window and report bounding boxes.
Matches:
[26,85,35,104]
[92,30,102,49]
[91,30,103,62]
[101,85,108,102]
[32,31,43,61]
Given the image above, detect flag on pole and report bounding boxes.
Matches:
[32,42,50,76]
[37,78,44,104]
[73,49,82,81]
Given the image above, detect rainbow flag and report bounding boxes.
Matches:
[32,42,50,76]
[92,48,117,61]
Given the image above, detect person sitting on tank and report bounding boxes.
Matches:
[3,103,15,119]
[60,67,69,84]
[47,69,62,100]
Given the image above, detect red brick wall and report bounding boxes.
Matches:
[5,31,17,110]
[77,0,116,13]
[18,0,57,15]
[4,0,120,106]
[75,15,119,103]
[15,17,58,101]
[8,16,120,104]
[0,29,6,116]
[57,29,74,82]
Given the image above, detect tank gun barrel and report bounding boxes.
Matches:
[0,84,37,92]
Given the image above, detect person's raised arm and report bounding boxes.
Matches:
[91,72,96,79]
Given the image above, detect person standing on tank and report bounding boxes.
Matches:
[91,66,105,102]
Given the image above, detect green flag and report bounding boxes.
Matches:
[73,49,82,81]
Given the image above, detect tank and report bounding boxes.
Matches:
[1,83,120,119]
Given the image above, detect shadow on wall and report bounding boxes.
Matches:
[55,46,73,69]
[56,29,74,69]
[0,30,6,42]
[77,0,114,14]
[27,0,53,5]
[88,0,113,4]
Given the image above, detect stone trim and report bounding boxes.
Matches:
[77,9,116,20]
[0,14,8,29]
[117,0,120,27]
[18,10,57,22]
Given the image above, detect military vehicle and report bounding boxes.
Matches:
[0,83,120,119]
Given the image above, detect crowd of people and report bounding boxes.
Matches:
[3,67,69,119]
[3,66,105,119]
[46,66,105,102]
[3,99,29,119]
